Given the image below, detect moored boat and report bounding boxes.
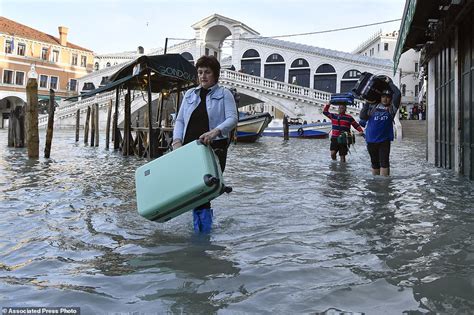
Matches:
[262,119,331,139]
[235,112,272,142]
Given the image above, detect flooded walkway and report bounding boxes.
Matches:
[0,129,473,314]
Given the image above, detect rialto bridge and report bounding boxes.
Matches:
[37,14,397,129]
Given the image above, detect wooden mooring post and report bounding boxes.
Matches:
[90,104,95,146]
[94,103,99,147]
[26,77,39,158]
[105,100,112,149]
[44,89,55,158]
[122,90,131,156]
[84,106,91,145]
[283,115,289,140]
[75,109,80,142]
[113,88,121,150]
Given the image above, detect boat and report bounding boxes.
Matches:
[262,118,331,139]
[235,112,272,142]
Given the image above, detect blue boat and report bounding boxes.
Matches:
[263,119,331,139]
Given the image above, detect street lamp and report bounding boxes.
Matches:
[27,64,38,80]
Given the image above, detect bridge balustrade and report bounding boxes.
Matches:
[219,69,364,111]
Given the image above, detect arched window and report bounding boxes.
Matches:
[314,64,336,92]
[94,62,99,71]
[290,58,309,68]
[289,58,310,87]
[266,53,284,63]
[241,49,261,76]
[340,69,361,92]
[342,70,361,79]
[181,52,194,65]
[264,53,285,82]
[242,49,260,58]
[106,62,111,67]
[402,84,407,96]
[316,64,336,74]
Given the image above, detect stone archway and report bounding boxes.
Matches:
[192,14,259,63]
[204,24,232,60]
[0,96,26,129]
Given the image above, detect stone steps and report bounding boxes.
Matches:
[401,120,426,140]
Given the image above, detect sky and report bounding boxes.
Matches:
[1,0,406,55]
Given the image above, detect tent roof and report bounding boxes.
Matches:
[108,53,198,93]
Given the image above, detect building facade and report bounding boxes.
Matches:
[353,30,421,114]
[0,17,94,128]
[395,0,474,179]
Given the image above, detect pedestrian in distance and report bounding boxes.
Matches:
[172,55,238,233]
[323,103,364,163]
[359,75,401,176]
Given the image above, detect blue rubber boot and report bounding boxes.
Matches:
[193,208,213,233]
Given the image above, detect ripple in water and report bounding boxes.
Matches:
[0,130,473,314]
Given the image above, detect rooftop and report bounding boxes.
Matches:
[0,16,93,52]
[245,36,393,69]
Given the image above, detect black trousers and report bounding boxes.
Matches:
[367,141,391,169]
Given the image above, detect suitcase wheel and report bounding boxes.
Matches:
[203,174,220,186]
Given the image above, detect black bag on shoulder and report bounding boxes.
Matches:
[352,72,389,102]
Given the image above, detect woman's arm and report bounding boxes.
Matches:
[214,88,238,138]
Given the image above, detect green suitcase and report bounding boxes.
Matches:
[135,140,232,222]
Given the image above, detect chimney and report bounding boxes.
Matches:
[58,26,69,46]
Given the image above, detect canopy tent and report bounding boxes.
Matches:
[108,53,197,92]
[71,54,198,159]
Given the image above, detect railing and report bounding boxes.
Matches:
[39,69,363,127]
[219,69,364,110]
[38,88,160,128]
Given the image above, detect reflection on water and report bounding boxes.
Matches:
[0,130,473,314]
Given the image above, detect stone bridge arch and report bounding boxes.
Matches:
[220,83,311,118]
[191,14,260,61]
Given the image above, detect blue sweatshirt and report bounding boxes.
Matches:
[360,81,401,143]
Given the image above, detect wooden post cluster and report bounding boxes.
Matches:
[69,74,184,159]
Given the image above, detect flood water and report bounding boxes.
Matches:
[0,129,473,314]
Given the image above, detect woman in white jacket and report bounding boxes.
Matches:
[172,55,238,233]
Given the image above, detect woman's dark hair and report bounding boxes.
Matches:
[196,55,221,81]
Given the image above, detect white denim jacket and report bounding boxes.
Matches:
[173,84,238,142]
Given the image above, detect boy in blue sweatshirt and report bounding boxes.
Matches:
[360,76,401,176]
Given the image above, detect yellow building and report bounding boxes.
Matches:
[0,16,94,128]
